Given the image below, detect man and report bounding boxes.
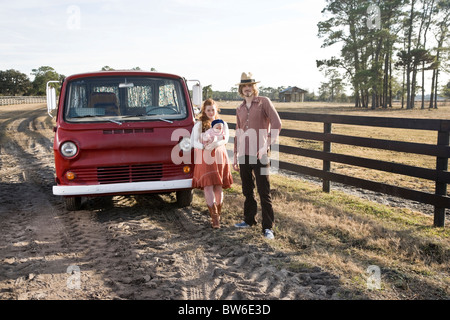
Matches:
[233,72,282,239]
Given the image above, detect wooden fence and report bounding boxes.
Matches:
[0,96,46,106]
[220,109,450,227]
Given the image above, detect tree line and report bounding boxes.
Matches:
[0,66,155,97]
[203,85,354,103]
[202,85,313,102]
[317,0,450,109]
[2,61,447,104]
[0,66,64,96]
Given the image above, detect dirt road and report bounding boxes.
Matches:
[0,103,342,300]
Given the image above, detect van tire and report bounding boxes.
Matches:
[176,190,193,207]
[64,197,82,211]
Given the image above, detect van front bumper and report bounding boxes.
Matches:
[53,179,193,196]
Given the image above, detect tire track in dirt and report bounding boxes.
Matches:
[100,203,343,300]
[0,105,116,299]
[0,104,345,300]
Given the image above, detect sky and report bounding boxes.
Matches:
[0,0,345,93]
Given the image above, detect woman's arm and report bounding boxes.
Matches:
[190,121,204,150]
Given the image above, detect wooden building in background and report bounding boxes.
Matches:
[279,86,307,102]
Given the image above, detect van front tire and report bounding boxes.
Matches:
[64,196,82,211]
[176,190,193,207]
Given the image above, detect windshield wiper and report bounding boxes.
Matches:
[72,115,122,125]
[107,119,123,125]
[120,114,173,123]
[158,118,173,123]
[122,114,146,118]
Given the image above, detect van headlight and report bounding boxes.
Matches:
[179,137,191,152]
[60,141,78,158]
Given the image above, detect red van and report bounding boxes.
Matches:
[47,70,201,210]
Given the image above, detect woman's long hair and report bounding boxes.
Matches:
[199,98,220,132]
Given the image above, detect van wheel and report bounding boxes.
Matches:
[176,190,193,207]
[64,197,82,211]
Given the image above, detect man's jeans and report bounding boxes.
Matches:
[238,156,274,231]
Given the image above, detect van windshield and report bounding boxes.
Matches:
[65,76,188,123]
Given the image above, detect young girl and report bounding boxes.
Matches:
[191,99,233,229]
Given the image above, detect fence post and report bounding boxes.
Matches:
[323,122,332,193]
[434,130,449,227]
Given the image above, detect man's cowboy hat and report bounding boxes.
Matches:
[236,72,260,86]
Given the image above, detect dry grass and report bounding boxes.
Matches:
[198,170,449,300]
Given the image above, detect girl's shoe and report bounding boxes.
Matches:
[207,203,220,229]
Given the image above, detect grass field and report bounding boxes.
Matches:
[204,170,449,299]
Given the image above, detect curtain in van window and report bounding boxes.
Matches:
[159,83,177,106]
[69,83,88,109]
[128,85,153,108]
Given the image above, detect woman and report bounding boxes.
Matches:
[191,98,233,229]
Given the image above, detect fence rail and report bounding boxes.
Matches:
[220,108,450,227]
[0,96,46,106]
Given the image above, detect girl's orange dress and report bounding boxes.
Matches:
[191,121,233,189]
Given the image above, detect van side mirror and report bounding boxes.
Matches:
[46,81,59,118]
[191,82,202,108]
[186,79,202,117]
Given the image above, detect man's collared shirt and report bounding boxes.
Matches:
[234,96,282,158]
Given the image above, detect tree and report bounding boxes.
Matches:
[202,84,213,100]
[441,81,450,98]
[318,0,367,107]
[429,0,450,109]
[30,66,63,96]
[259,86,279,101]
[318,0,406,109]
[318,0,450,110]
[410,48,435,107]
[318,82,332,101]
[0,69,31,96]
[405,0,417,109]
[316,63,345,102]
[417,0,436,109]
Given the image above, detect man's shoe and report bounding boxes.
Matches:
[264,229,274,239]
[234,221,250,228]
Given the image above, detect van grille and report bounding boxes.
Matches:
[103,128,153,134]
[97,164,163,184]
[70,163,186,185]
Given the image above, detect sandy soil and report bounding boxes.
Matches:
[0,103,342,300]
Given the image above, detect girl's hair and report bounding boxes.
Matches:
[238,83,259,98]
[199,98,220,132]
